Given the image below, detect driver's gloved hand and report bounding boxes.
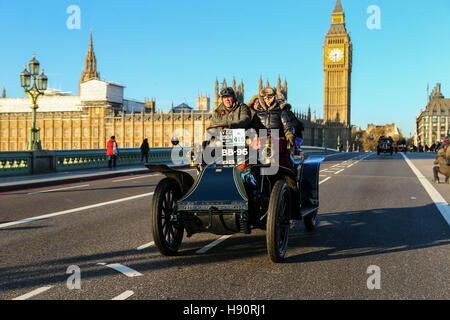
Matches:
[286,132,296,147]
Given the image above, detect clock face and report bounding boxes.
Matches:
[329,48,344,63]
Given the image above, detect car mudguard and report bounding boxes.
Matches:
[145,164,195,195]
[297,155,325,219]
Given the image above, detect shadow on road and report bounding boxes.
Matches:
[1,203,448,295]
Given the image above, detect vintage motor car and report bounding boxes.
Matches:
[146,127,324,263]
[377,136,394,155]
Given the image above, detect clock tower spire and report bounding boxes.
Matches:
[323,0,352,125]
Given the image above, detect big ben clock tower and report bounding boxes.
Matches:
[323,0,352,125]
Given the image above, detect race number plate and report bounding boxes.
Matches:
[222,129,245,147]
[221,129,248,165]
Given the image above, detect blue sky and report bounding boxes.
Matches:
[1,0,449,137]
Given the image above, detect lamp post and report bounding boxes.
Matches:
[20,53,48,151]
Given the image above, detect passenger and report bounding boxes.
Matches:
[247,95,260,113]
[252,87,295,168]
[211,87,251,129]
[433,149,450,184]
[278,93,305,140]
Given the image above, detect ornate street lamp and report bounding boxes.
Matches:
[20,53,48,150]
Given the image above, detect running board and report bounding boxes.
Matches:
[300,205,318,219]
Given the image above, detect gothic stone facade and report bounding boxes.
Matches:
[415,84,450,147]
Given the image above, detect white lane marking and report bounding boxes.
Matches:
[112,290,134,300]
[105,263,143,277]
[196,235,232,254]
[12,286,52,300]
[137,241,154,250]
[319,177,331,185]
[0,192,155,229]
[113,174,161,182]
[347,164,354,168]
[401,153,450,227]
[28,184,89,195]
[334,169,344,175]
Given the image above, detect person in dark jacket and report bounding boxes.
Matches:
[140,138,150,163]
[251,87,295,168]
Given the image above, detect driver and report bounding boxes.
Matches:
[211,87,251,129]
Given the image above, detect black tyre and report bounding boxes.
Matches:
[151,178,183,256]
[304,209,318,231]
[266,180,291,263]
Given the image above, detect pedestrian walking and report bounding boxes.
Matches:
[140,138,150,163]
[107,136,119,169]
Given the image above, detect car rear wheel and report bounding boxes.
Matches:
[151,178,184,256]
[266,180,291,263]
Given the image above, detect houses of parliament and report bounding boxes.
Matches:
[0,0,352,152]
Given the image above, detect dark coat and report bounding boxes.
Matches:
[140,140,150,154]
[251,98,294,141]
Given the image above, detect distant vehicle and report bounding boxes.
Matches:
[377,136,394,155]
[396,138,407,153]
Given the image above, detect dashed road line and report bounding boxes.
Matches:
[12,286,52,300]
[112,290,134,300]
[196,235,232,254]
[103,263,143,277]
[319,177,331,185]
[137,242,154,250]
[334,169,344,175]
